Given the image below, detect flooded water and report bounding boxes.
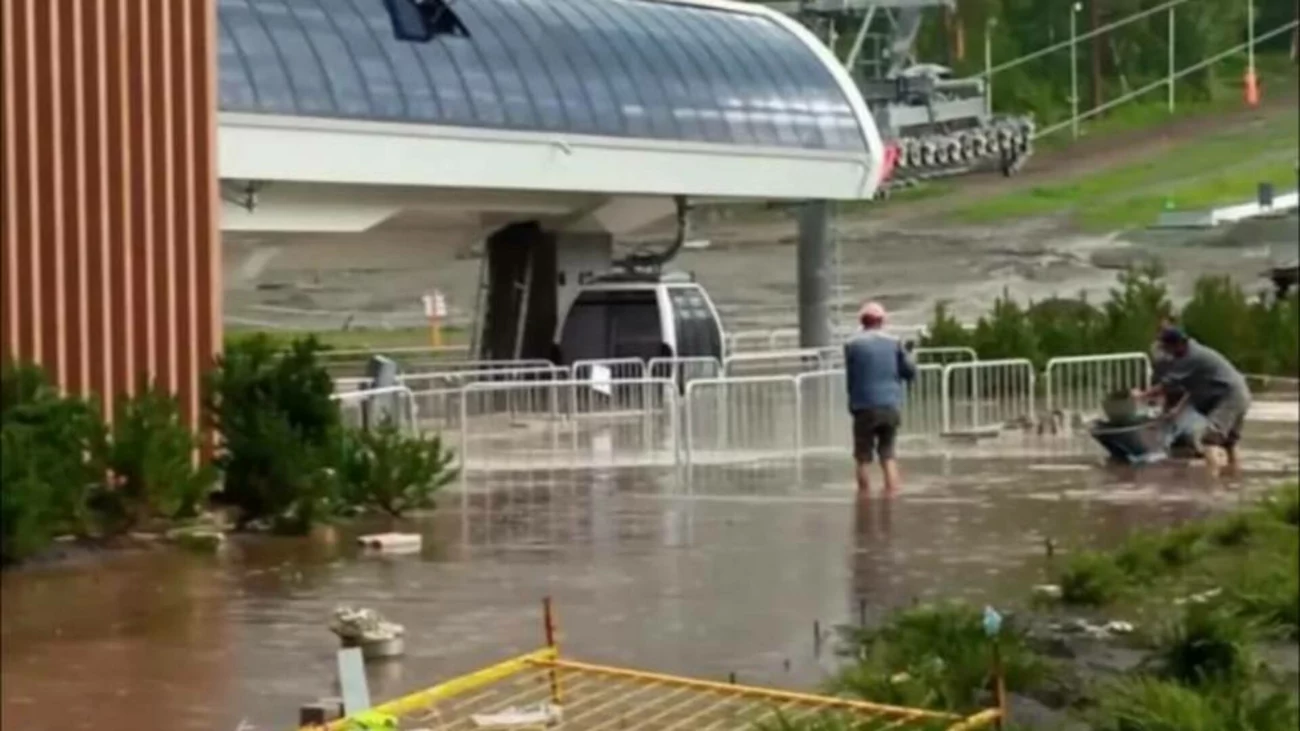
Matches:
[3,422,1297,730]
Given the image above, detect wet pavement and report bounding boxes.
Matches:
[2,422,1296,730]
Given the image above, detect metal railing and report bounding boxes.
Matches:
[330,385,420,431]
[647,356,724,384]
[795,364,949,455]
[723,348,838,377]
[796,369,845,454]
[724,325,928,354]
[684,375,802,463]
[1044,352,1152,418]
[902,364,947,436]
[338,348,1262,470]
[334,362,566,393]
[942,359,1037,433]
[572,358,649,382]
[914,346,978,366]
[458,378,680,471]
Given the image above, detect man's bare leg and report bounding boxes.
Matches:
[1226,444,1240,469]
[882,459,902,495]
[856,460,873,494]
[1203,445,1227,477]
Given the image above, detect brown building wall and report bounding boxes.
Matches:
[1,0,221,426]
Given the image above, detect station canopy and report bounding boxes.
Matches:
[216,0,886,200]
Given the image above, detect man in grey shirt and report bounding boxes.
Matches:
[844,301,917,495]
[1135,327,1252,473]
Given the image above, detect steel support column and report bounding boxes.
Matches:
[797,200,835,349]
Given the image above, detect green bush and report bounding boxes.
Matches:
[923,267,1296,377]
[1,361,104,563]
[1147,604,1257,688]
[1214,519,1300,640]
[1093,676,1299,731]
[204,335,342,533]
[89,384,215,534]
[1261,483,1300,527]
[831,601,1048,713]
[1057,550,1128,606]
[334,422,458,518]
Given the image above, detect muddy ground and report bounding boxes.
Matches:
[225,209,1299,335]
[224,101,1300,335]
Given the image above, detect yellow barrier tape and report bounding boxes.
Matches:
[944,708,1004,731]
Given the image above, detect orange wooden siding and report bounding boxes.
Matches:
[1,0,221,427]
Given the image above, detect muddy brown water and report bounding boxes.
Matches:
[2,422,1296,730]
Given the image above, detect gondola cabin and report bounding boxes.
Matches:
[553,271,724,368]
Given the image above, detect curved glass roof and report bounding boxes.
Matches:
[217,0,867,152]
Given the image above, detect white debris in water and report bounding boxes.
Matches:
[1033,584,1063,600]
[471,703,563,727]
[1053,617,1138,640]
[329,606,405,643]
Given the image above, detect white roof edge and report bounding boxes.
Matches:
[218,113,878,200]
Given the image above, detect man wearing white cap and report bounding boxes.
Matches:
[843,301,917,495]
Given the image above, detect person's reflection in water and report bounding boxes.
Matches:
[850,495,894,622]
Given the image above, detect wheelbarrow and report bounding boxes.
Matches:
[1088,394,1203,465]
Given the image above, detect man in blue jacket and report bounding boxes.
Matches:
[844,302,917,495]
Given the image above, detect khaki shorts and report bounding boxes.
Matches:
[852,407,900,463]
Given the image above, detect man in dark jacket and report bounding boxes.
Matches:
[844,301,917,495]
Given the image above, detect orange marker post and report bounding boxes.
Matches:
[423,291,446,348]
[1244,68,1260,107]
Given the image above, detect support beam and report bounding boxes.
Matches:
[797,200,835,349]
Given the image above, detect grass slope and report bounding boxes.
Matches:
[950,109,1299,230]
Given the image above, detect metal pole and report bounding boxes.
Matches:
[984,18,996,116]
[1168,6,1176,112]
[796,200,834,349]
[1070,4,1081,139]
[1247,0,1255,74]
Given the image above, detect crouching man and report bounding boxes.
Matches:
[1134,327,1252,474]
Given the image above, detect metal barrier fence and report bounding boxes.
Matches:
[723,348,836,377]
[795,365,947,455]
[459,378,679,471]
[903,364,947,436]
[725,330,776,353]
[334,356,552,382]
[725,325,928,354]
[914,346,978,366]
[330,385,420,431]
[796,370,844,454]
[942,359,1037,433]
[573,358,649,382]
[647,356,724,385]
[684,376,801,463]
[1044,353,1151,419]
[326,350,1173,470]
[334,360,559,392]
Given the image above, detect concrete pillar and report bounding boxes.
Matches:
[797,200,835,348]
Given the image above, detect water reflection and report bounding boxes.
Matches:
[850,495,895,626]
